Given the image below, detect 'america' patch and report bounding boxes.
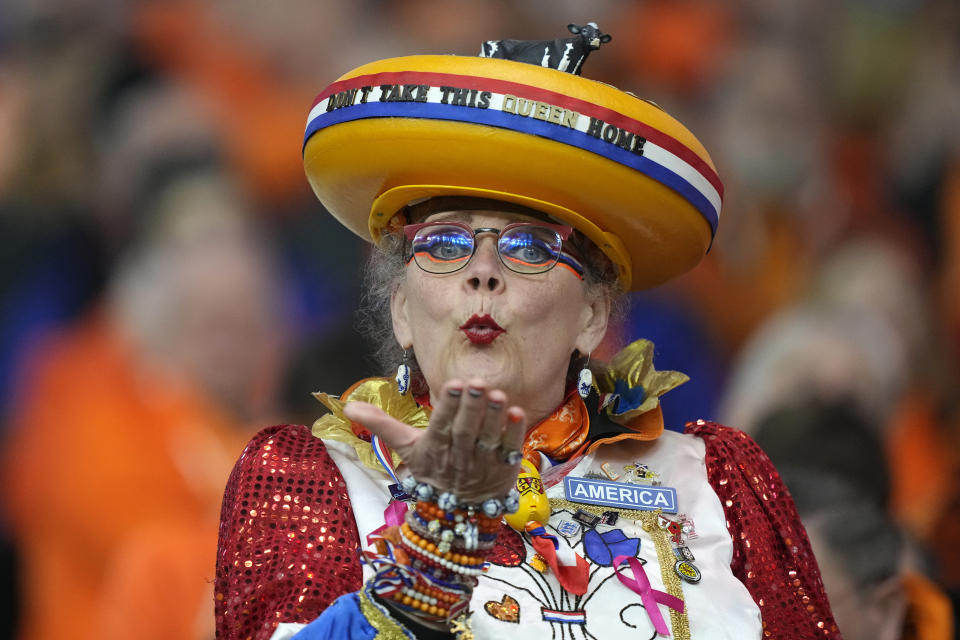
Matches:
[564,476,678,513]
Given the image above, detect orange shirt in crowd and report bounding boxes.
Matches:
[1,312,252,640]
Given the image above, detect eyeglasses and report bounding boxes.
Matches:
[403,221,584,277]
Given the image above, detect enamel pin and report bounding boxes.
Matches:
[573,509,601,528]
[622,462,662,486]
[675,559,701,584]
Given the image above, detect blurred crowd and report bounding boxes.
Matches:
[0,1,957,638]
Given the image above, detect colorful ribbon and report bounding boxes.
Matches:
[366,501,409,546]
[372,434,399,484]
[612,555,684,637]
[526,525,559,549]
[365,554,417,598]
[529,527,589,595]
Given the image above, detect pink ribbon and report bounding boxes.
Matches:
[366,500,409,546]
[612,555,684,636]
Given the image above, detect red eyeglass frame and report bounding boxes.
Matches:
[402,220,574,243]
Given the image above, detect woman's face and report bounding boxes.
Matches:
[391,209,610,421]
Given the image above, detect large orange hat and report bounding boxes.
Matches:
[302,31,722,290]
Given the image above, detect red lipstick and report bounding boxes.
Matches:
[459,314,505,345]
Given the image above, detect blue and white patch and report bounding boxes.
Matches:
[564,476,678,513]
[556,520,581,537]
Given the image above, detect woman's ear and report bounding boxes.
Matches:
[575,293,611,355]
[391,283,413,348]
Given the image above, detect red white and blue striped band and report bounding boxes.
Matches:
[540,608,587,624]
[372,434,399,485]
[304,71,723,236]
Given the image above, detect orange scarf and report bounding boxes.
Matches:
[522,389,591,468]
[520,389,666,471]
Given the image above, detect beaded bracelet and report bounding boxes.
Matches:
[385,569,469,621]
[411,492,504,554]
[408,510,499,547]
[400,521,487,569]
[400,476,520,519]
[407,509,497,554]
[416,501,502,533]
[382,566,473,625]
[366,475,519,629]
[399,523,487,577]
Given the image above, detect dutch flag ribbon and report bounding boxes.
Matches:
[528,524,589,595]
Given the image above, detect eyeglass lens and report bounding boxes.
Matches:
[410,223,564,274]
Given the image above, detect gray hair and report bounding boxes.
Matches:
[356,223,626,384]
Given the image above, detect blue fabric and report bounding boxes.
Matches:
[611,378,646,414]
[582,528,641,567]
[291,593,377,640]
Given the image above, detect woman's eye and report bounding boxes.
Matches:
[502,235,555,265]
[437,242,465,258]
[423,233,471,260]
[519,244,549,262]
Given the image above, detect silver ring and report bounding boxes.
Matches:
[502,449,523,465]
[475,439,499,452]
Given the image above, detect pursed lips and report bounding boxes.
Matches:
[459,314,505,345]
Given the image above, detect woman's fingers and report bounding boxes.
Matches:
[424,379,463,447]
[500,407,527,460]
[449,379,490,471]
[343,401,423,456]
[476,389,507,451]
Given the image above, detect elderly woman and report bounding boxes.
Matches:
[216,26,840,640]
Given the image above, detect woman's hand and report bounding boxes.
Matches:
[343,378,526,502]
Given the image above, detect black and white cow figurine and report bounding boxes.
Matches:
[479,22,612,76]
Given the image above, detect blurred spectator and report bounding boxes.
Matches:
[720,234,960,571]
[662,35,847,365]
[0,165,289,640]
[92,63,222,256]
[811,239,958,542]
[130,0,335,207]
[719,302,908,433]
[754,402,954,640]
[0,17,139,422]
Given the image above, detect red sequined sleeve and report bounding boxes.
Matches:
[685,420,842,639]
[215,424,363,640]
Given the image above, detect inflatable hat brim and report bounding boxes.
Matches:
[303,55,722,290]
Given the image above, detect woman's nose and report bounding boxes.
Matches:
[464,236,504,293]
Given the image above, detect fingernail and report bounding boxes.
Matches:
[448,388,462,397]
[488,400,503,410]
[468,387,483,398]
